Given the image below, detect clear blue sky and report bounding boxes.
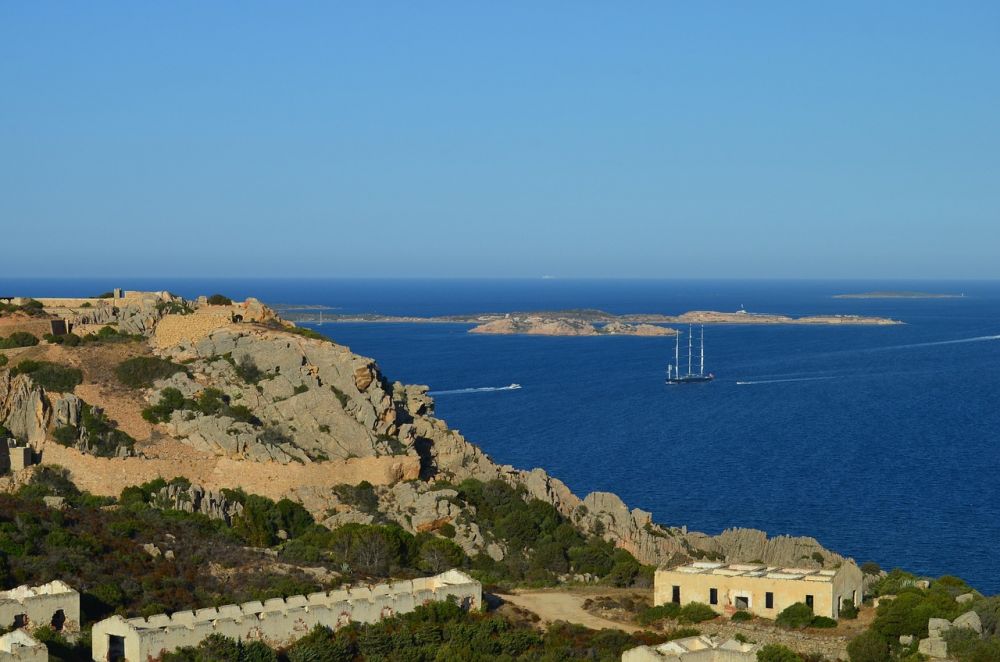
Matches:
[2,2,998,278]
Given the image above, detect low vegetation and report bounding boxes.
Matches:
[206,294,233,305]
[115,356,187,388]
[9,359,83,392]
[0,331,39,348]
[46,326,143,346]
[143,386,260,425]
[0,299,46,316]
[283,324,333,342]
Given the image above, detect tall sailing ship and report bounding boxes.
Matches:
[666,325,714,384]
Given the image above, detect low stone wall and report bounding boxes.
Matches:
[0,581,80,636]
[91,570,481,661]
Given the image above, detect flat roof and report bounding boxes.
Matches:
[661,562,836,583]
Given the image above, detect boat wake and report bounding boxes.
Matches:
[429,384,522,395]
[736,376,836,385]
[881,334,1000,351]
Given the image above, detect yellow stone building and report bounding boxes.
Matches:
[654,561,863,619]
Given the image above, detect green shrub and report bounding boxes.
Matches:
[637,603,681,625]
[142,387,187,423]
[757,643,803,662]
[840,599,859,619]
[284,325,331,342]
[52,425,78,446]
[846,630,889,662]
[0,332,39,349]
[234,355,263,383]
[678,601,717,624]
[10,360,83,392]
[0,354,7,368]
[776,602,815,629]
[206,294,233,306]
[732,610,753,621]
[861,561,882,575]
[115,356,186,388]
[810,616,837,628]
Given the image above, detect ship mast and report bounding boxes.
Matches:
[700,325,705,376]
[687,325,693,376]
[674,330,680,378]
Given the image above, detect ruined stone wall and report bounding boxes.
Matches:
[0,631,47,662]
[0,582,80,635]
[152,313,238,350]
[91,570,481,661]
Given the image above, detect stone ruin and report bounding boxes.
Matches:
[91,569,481,661]
[623,635,760,661]
[0,437,34,474]
[0,581,80,662]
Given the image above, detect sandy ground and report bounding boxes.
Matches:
[498,588,645,633]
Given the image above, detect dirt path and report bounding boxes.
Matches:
[499,590,643,633]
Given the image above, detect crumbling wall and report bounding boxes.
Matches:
[0,582,80,635]
[91,570,481,661]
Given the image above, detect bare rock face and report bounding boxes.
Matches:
[152,329,415,463]
[711,528,844,567]
[69,295,170,336]
[0,372,48,444]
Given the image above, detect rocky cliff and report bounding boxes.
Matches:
[0,293,845,571]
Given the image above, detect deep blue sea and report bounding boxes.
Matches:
[8,278,1000,593]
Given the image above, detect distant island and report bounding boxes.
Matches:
[834,291,965,299]
[273,306,903,335]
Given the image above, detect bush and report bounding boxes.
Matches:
[206,294,233,306]
[810,616,837,628]
[0,331,39,348]
[115,356,186,388]
[234,355,263,383]
[0,354,7,368]
[10,360,83,392]
[732,610,753,621]
[861,561,882,575]
[840,599,859,619]
[846,630,889,662]
[637,603,681,625]
[678,601,717,624]
[757,643,803,662]
[52,425,78,446]
[776,602,815,629]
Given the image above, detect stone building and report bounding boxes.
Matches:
[0,581,80,635]
[654,561,863,619]
[0,438,34,473]
[91,570,482,661]
[0,631,47,662]
[622,635,759,661]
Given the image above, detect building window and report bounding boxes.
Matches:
[51,609,66,631]
[672,586,681,604]
[806,595,814,610]
[735,595,749,609]
[12,614,28,628]
[765,592,774,609]
[709,588,718,605]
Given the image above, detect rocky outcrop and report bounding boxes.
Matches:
[470,317,677,337]
[153,482,244,525]
[919,610,984,658]
[0,371,48,444]
[69,295,171,336]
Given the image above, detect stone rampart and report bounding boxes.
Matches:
[152,313,238,350]
[91,570,481,661]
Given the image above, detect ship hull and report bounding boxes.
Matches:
[666,374,715,384]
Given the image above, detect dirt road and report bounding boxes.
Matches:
[498,590,643,633]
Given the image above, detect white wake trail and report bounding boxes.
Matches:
[429,384,523,395]
[736,376,836,385]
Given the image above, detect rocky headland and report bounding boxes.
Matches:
[2,291,848,572]
[469,317,676,337]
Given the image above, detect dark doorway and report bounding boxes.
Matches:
[709,588,718,605]
[108,635,126,662]
[12,613,28,628]
[51,609,66,631]
[805,595,814,610]
[671,586,681,604]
